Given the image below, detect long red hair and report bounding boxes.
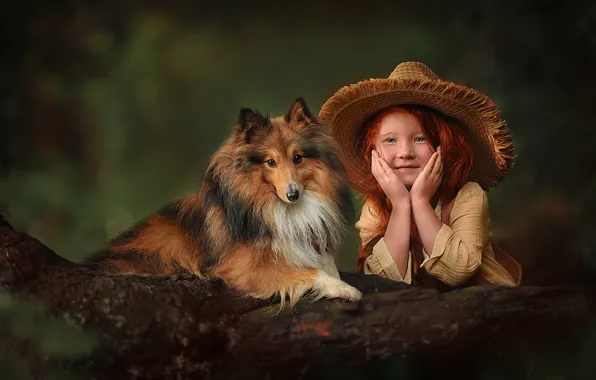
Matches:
[357,105,475,276]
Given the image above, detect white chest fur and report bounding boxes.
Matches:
[271,192,344,269]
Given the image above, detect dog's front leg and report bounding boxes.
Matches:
[320,251,341,279]
[215,245,362,308]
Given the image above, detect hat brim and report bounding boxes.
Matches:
[319,77,516,195]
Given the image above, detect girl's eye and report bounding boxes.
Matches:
[293,154,303,164]
[266,159,277,168]
[414,136,425,142]
[385,138,396,143]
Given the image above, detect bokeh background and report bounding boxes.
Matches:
[1,0,595,379]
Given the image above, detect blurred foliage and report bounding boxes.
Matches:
[1,0,594,270]
[1,0,596,378]
[0,291,97,379]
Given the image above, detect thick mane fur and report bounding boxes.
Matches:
[195,117,354,271]
[272,191,346,268]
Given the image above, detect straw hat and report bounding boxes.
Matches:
[319,61,516,195]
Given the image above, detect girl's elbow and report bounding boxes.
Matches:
[430,251,482,287]
[467,252,483,274]
[446,263,481,286]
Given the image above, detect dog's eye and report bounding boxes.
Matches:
[293,154,303,164]
[266,159,277,168]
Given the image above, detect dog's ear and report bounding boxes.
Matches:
[284,97,317,126]
[237,108,269,143]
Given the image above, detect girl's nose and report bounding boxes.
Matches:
[397,143,415,159]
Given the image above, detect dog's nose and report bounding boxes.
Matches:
[286,181,300,202]
[286,189,300,202]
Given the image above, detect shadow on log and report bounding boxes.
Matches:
[0,215,594,380]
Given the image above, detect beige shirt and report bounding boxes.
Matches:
[356,182,521,287]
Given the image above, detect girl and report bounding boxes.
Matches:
[319,61,522,289]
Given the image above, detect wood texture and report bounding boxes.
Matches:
[0,215,592,380]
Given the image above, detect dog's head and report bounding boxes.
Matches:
[232,98,349,208]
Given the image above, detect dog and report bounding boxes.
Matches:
[85,97,363,308]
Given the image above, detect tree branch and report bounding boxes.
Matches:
[0,215,592,380]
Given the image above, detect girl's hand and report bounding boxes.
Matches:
[371,150,410,206]
[410,146,443,204]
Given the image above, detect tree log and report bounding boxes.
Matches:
[0,215,593,380]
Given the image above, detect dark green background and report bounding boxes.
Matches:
[1,1,595,378]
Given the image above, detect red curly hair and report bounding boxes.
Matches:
[357,105,475,275]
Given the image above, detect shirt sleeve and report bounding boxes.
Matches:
[356,201,412,284]
[419,182,487,286]
[363,238,412,283]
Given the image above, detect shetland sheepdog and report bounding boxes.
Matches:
[85,98,363,307]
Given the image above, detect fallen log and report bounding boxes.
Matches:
[0,215,592,380]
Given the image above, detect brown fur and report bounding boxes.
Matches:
[86,98,362,308]
[215,244,318,308]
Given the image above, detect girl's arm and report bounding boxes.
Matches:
[355,201,411,283]
[411,197,443,254]
[410,149,485,286]
[414,182,488,286]
[383,200,411,277]
[410,148,444,255]
[371,150,412,278]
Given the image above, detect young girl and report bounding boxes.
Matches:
[319,61,522,289]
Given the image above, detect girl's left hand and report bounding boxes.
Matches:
[410,146,443,204]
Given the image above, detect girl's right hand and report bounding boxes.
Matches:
[371,150,410,206]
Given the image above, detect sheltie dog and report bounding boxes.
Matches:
[85,97,363,307]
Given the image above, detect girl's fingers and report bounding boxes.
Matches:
[371,164,382,184]
[371,151,380,176]
[431,153,443,178]
[377,152,394,181]
[371,151,387,184]
[373,152,386,179]
[422,152,437,177]
[436,146,443,176]
[377,155,393,176]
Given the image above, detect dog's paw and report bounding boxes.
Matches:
[328,281,363,302]
[314,271,363,302]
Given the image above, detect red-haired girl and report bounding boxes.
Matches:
[320,62,522,289]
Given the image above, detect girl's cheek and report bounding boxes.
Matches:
[381,146,396,161]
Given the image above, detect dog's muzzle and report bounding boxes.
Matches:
[286,181,300,202]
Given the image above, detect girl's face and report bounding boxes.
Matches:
[374,112,436,188]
